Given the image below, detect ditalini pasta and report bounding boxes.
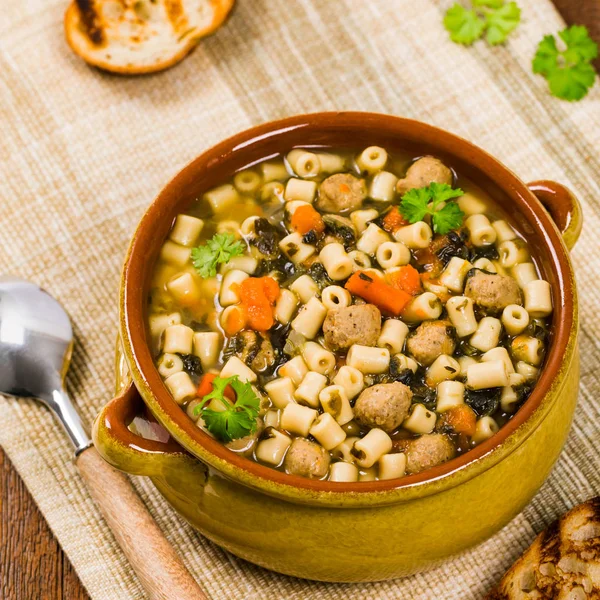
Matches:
[147,146,553,482]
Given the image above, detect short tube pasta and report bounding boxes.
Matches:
[369,171,398,202]
[192,332,221,370]
[457,193,487,215]
[376,242,411,269]
[220,255,258,275]
[280,402,318,436]
[347,345,390,374]
[377,319,409,354]
[436,381,465,412]
[403,404,436,434]
[204,184,239,213]
[439,257,472,293]
[164,371,197,405]
[319,385,354,425]
[166,272,201,306]
[465,214,496,246]
[512,263,538,289]
[163,324,194,354]
[294,371,328,408]
[356,146,388,174]
[393,222,432,249]
[169,215,204,247]
[329,462,359,482]
[157,353,184,379]
[401,292,443,323]
[347,250,372,271]
[315,152,345,174]
[309,413,346,450]
[500,373,526,413]
[491,219,516,243]
[302,341,336,375]
[393,354,419,373]
[219,269,249,307]
[160,241,192,267]
[511,335,544,366]
[279,356,309,386]
[481,346,515,374]
[466,360,508,389]
[279,232,316,264]
[220,356,257,383]
[516,361,539,381]
[352,428,392,468]
[260,161,289,183]
[291,297,327,339]
[233,170,262,194]
[332,366,364,400]
[284,178,317,202]
[472,257,496,273]
[446,296,477,337]
[321,285,351,310]
[255,429,292,465]
[472,416,499,444]
[275,289,299,325]
[378,453,407,480]
[501,304,529,335]
[470,317,502,352]
[290,275,319,303]
[425,355,461,387]
[357,224,390,255]
[524,280,552,318]
[498,240,529,268]
[264,377,296,409]
[350,209,379,234]
[331,437,359,463]
[320,243,353,280]
[287,149,321,178]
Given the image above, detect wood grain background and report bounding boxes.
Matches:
[1,2,598,598]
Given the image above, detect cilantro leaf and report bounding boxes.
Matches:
[193,375,260,443]
[533,25,598,101]
[444,4,486,45]
[191,232,244,278]
[485,2,520,45]
[399,183,465,235]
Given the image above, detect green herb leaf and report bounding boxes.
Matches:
[533,26,598,101]
[193,375,260,443]
[472,0,503,8]
[191,232,244,278]
[444,4,486,45]
[485,2,520,45]
[399,183,465,235]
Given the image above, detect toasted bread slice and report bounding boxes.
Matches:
[486,497,600,599]
[65,0,235,74]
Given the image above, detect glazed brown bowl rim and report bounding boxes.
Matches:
[120,111,575,499]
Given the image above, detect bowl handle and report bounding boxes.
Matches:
[93,382,203,478]
[527,180,583,250]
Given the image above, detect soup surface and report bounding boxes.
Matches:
[147,147,553,482]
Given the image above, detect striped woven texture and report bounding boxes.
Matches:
[1,1,599,598]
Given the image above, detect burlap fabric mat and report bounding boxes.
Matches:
[1,1,599,598]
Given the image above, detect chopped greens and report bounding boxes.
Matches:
[193,375,260,442]
[399,183,465,235]
[533,26,598,101]
[191,233,244,278]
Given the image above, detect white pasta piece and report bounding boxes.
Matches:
[219,269,249,307]
[524,280,552,318]
[498,240,529,268]
[465,214,497,246]
[436,380,465,412]
[352,429,392,468]
[204,184,239,213]
[331,436,360,463]
[320,243,353,280]
[233,170,262,194]
[160,240,192,267]
[319,385,354,425]
[290,275,319,304]
[491,260,508,276]
[291,297,327,339]
[491,220,517,243]
[240,215,260,237]
[332,366,364,400]
[275,289,299,325]
[369,171,398,202]
[255,429,292,466]
[356,146,388,174]
[294,371,328,408]
[481,346,515,374]
[346,345,390,374]
[329,462,359,482]
[439,257,472,293]
[280,402,318,436]
[157,353,184,379]
[163,324,194,354]
[287,149,321,178]
[457,192,487,216]
[169,215,204,247]
[500,373,526,413]
[148,312,182,340]
[260,181,285,202]
[446,296,477,338]
[393,222,432,249]
[310,413,347,450]
[393,354,419,373]
[376,242,411,269]
[357,223,390,255]
[472,416,499,444]
[284,178,317,202]
[347,250,372,271]
[466,360,508,389]
[279,356,309,386]
[511,335,544,367]
[470,317,502,352]
[220,356,257,383]
[164,371,197,405]
[378,452,407,480]
[285,200,311,217]
[302,341,336,375]
[220,255,258,275]
[192,332,221,370]
[350,209,379,234]
[219,305,245,333]
[457,355,478,377]
[264,377,296,409]
[263,410,280,429]
[403,404,436,434]
[512,262,539,289]
[321,285,351,310]
[216,220,241,238]
[316,152,346,174]
[359,467,378,481]
[425,355,461,387]
[279,232,316,264]
[166,272,201,306]
[401,293,443,323]
[516,361,539,381]
[377,319,409,354]
[260,161,289,183]
[501,304,529,335]
[422,278,450,298]
[472,257,496,273]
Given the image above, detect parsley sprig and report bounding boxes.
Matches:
[193,376,260,442]
[444,0,521,46]
[533,26,598,101]
[399,183,465,235]
[191,233,244,278]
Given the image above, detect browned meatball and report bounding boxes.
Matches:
[235,331,275,372]
[406,321,456,366]
[401,434,456,474]
[465,270,522,313]
[284,438,330,479]
[396,156,453,194]
[316,173,367,213]
[354,382,413,432]
[323,304,382,351]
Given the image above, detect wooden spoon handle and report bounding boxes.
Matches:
[76,446,207,600]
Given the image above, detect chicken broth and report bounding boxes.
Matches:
[147,147,553,482]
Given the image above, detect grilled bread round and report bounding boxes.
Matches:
[65,0,235,74]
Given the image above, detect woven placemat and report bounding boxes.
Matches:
[1,1,599,598]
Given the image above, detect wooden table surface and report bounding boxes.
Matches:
[1,2,598,599]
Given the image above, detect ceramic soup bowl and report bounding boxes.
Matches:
[94,113,581,582]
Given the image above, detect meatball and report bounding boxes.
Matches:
[464,270,522,313]
[323,304,382,351]
[235,331,275,372]
[284,438,330,479]
[401,434,456,474]
[406,320,456,366]
[354,382,413,432]
[316,173,367,213]
[396,156,453,194]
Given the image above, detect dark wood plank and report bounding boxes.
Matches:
[0,448,89,600]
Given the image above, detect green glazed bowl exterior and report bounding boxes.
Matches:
[94,113,582,582]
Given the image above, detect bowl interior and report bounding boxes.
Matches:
[122,112,574,497]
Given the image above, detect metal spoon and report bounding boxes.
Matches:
[0,276,206,600]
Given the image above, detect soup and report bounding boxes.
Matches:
[147,147,553,482]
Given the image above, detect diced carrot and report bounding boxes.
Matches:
[197,373,235,401]
[222,305,247,336]
[238,276,280,331]
[387,265,422,296]
[345,271,412,316]
[444,405,477,437]
[382,207,409,233]
[290,204,325,235]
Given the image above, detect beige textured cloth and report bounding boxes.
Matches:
[1,0,599,598]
